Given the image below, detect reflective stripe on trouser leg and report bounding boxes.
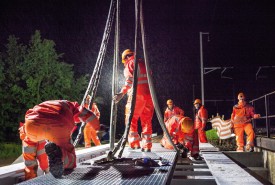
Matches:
[140,96,154,149]
[141,133,152,149]
[244,123,255,147]
[36,140,48,171]
[128,131,141,148]
[125,94,142,148]
[61,143,76,169]
[22,140,38,180]
[63,153,75,169]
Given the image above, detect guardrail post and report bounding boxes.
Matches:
[251,101,256,129]
[265,95,270,138]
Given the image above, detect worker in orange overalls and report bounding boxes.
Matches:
[24,100,98,178]
[194,99,208,143]
[113,49,154,152]
[160,114,202,159]
[231,92,260,152]
[161,99,184,150]
[83,95,101,147]
[19,122,49,180]
[164,99,184,122]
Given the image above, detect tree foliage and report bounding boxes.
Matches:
[0,31,88,142]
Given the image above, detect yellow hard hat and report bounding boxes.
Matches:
[121,49,134,63]
[167,99,173,105]
[238,92,245,100]
[193,99,202,105]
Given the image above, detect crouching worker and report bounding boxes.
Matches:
[24,100,97,178]
[19,122,49,180]
[160,115,201,159]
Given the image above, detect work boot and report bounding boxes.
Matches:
[45,142,63,178]
[141,148,151,152]
[181,147,189,158]
[192,154,203,160]
[131,144,141,150]
[245,145,254,152]
[236,146,244,152]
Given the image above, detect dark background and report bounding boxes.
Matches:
[1,0,274,135]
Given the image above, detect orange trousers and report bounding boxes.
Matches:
[84,119,101,147]
[22,139,48,180]
[126,94,154,149]
[195,122,208,143]
[234,123,255,151]
[25,120,77,170]
[191,130,200,156]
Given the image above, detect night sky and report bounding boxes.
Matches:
[1,0,275,133]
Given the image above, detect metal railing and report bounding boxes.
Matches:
[250,91,275,138]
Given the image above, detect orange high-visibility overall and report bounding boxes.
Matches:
[84,103,101,147]
[194,105,208,143]
[164,106,184,122]
[24,100,96,170]
[19,123,48,180]
[231,102,256,151]
[121,56,154,150]
[160,115,198,156]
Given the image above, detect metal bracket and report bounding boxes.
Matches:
[256,66,275,80]
[204,67,233,79]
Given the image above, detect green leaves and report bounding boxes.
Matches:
[0,30,88,142]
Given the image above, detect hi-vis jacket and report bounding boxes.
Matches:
[25,100,96,145]
[25,100,96,126]
[231,102,255,124]
[194,105,208,129]
[164,106,184,122]
[120,56,150,95]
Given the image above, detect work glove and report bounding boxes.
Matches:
[113,92,124,104]
[253,114,261,119]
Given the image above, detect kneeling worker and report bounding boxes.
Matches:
[24,100,97,178]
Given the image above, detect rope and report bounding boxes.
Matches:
[109,0,120,150]
[108,0,140,159]
[140,0,178,153]
[117,0,140,158]
[73,0,117,147]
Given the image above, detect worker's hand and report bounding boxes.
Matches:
[113,92,124,104]
[253,114,261,119]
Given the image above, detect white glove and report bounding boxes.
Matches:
[113,92,125,104]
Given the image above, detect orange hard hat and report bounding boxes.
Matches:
[180,117,194,133]
[193,99,202,105]
[167,99,173,105]
[122,49,134,63]
[238,92,245,100]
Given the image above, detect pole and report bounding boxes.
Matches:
[199,32,209,105]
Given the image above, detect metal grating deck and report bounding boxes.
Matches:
[17,143,177,185]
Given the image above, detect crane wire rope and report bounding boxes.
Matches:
[74,0,117,147]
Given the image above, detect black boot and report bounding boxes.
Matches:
[181,147,189,158]
[45,142,64,178]
[192,153,203,160]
